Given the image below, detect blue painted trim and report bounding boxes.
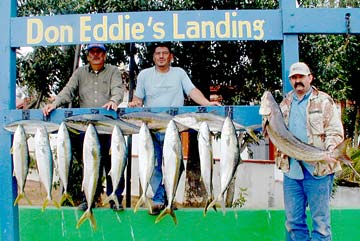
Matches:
[0,0,20,240]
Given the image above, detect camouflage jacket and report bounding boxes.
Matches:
[275,87,344,176]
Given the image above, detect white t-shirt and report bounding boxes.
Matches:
[135,66,195,107]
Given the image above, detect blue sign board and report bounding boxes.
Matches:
[11,10,283,46]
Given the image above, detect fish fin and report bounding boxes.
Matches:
[76,209,97,231]
[134,195,145,213]
[60,192,75,206]
[67,127,80,135]
[103,193,119,208]
[53,200,61,209]
[155,207,177,225]
[41,199,49,212]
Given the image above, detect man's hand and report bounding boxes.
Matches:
[103,100,118,111]
[128,100,143,107]
[42,103,56,116]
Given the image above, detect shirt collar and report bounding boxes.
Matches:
[88,64,106,73]
[292,87,312,102]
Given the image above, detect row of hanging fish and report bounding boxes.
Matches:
[6,111,251,229]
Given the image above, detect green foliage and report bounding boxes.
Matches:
[232,187,248,208]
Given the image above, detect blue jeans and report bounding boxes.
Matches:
[150,132,166,205]
[283,167,334,241]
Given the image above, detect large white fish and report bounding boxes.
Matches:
[76,124,101,230]
[104,125,127,208]
[34,126,59,211]
[155,120,184,225]
[134,122,155,213]
[198,122,216,215]
[12,125,31,205]
[259,91,359,177]
[208,116,240,214]
[56,122,74,206]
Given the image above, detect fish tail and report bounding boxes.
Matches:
[103,193,119,208]
[221,195,226,216]
[41,199,49,212]
[334,138,353,165]
[246,127,260,143]
[207,197,218,215]
[53,200,61,209]
[13,193,24,206]
[24,193,32,206]
[134,195,145,213]
[155,207,177,225]
[76,209,97,231]
[203,197,214,216]
[60,192,75,207]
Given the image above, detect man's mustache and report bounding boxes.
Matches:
[294,82,304,88]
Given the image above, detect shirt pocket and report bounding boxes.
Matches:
[308,110,324,135]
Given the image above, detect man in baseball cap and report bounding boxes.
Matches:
[288,62,311,77]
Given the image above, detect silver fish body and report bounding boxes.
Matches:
[173,112,258,141]
[5,120,59,134]
[56,122,74,206]
[120,111,188,132]
[12,125,31,205]
[155,120,184,225]
[198,121,215,215]
[104,125,127,208]
[65,114,140,135]
[134,122,156,213]
[34,126,57,211]
[208,116,240,214]
[77,124,101,230]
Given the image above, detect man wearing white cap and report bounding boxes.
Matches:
[42,43,125,211]
[275,62,344,240]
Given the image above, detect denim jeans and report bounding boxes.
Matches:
[150,132,166,205]
[283,166,334,241]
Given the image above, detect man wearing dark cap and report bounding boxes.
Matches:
[42,43,125,211]
[275,62,344,240]
[129,42,221,215]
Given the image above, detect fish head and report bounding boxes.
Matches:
[259,91,275,117]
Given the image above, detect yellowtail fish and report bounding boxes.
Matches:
[104,125,127,209]
[5,119,59,134]
[134,122,155,213]
[120,111,188,132]
[12,125,31,205]
[65,114,140,135]
[198,122,216,216]
[208,117,240,215]
[155,120,184,225]
[76,124,101,230]
[34,126,59,211]
[56,122,74,206]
